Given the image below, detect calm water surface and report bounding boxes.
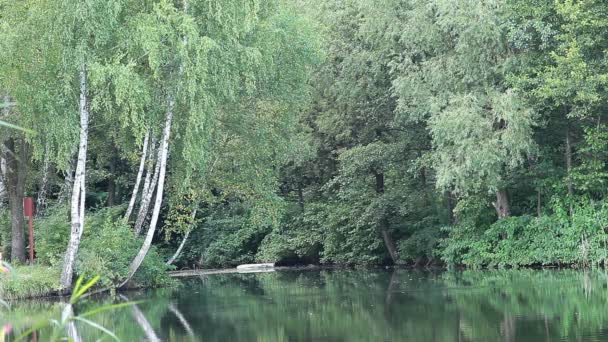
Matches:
[5,269,608,341]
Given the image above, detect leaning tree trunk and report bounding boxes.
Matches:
[60,64,89,289]
[121,99,173,288]
[140,137,155,198]
[4,138,26,263]
[166,209,197,265]
[120,295,161,342]
[124,131,149,222]
[168,303,194,337]
[134,144,161,235]
[374,171,399,264]
[494,189,510,219]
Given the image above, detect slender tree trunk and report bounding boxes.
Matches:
[58,144,78,205]
[384,270,398,313]
[0,156,7,258]
[62,304,82,342]
[565,128,574,214]
[166,209,197,265]
[168,303,194,336]
[494,189,510,219]
[124,131,149,222]
[0,156,6,206]
[375,171,399,264]
[141,135,157,201]
[0,96,9,209]
[106,145,117,206]
[120,295,160,342]
[4,139,26,263]
[60,64,89,289]
[121,99,173,287]
[36,146,51,217]
[134,144,161,235]
[501,314,515,342]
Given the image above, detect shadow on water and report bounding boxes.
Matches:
[5,269,608,341]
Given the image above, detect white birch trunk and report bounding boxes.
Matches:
[120,295,161,342]
[60,64,89,289]
[123,0,187,285]
[168,303,195,336]
[121,99,173,287]
[166,209,197,265]
[140,135,157,202]
[62,304,82,342]
[134,143,161,235]
[0,152,6,207]
[124,131,149,222]
[0,96,9,208]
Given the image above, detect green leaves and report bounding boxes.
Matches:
[430,90,537,194]
[70,275,100,304]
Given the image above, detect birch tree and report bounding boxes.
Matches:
[0,0,147,286]
[120,0,320,283]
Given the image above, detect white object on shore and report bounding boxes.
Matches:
[236,263,275,273]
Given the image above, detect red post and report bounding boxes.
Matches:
[23,197,34,263]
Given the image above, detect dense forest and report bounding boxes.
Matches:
[1,0,608,290]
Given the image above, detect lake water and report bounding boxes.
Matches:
[5,268,608,341]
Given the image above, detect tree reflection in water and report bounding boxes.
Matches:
[5,269,608,341]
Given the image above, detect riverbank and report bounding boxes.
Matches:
[0,265,61,300]
[0,264,380,300]
[0,262,577,300]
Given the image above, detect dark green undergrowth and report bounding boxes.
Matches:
[440,198,608,268]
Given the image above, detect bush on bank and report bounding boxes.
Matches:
[0,205,171,295]
[440,198,608,268]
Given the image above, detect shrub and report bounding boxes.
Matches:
[35,205,71,267]
[439,197,608,268]
[398,226,442,264]
[36,205,170,287]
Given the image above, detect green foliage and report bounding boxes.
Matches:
[7,0,608,274]
[0,265,60,300]
[76,207,170,287]
[440,198,608,268]
[0,209,10,258]
[397,227,441,264]
[256,205,325,265]
[36,205,170,287]
[35,206,71,267]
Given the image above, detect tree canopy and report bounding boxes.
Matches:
[3,0,608,286]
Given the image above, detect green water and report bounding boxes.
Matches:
[6,269,608,341]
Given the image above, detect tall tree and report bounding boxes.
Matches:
[390,0,537,217]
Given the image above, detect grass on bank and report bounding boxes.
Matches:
[0,265,60,300]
